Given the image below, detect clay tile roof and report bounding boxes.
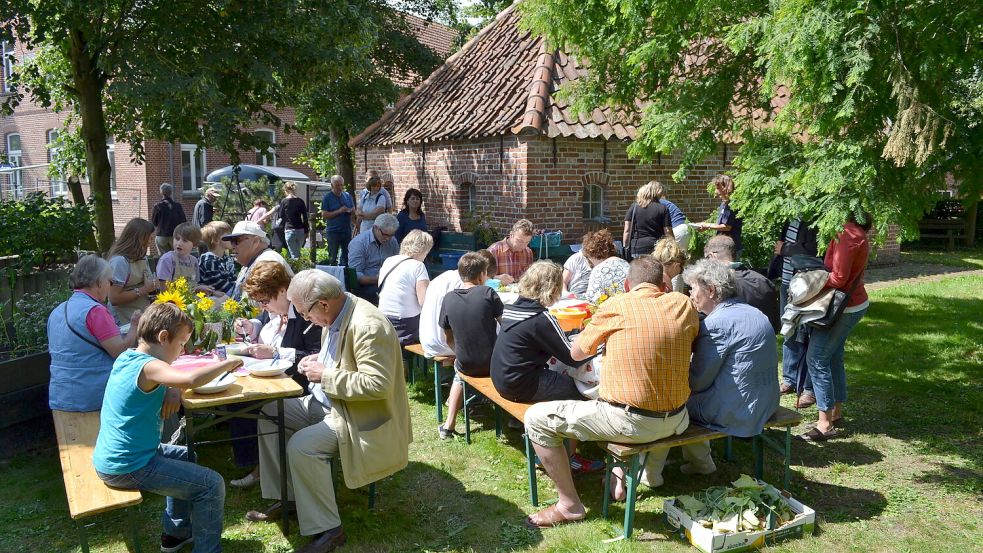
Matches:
[351,4,639,147]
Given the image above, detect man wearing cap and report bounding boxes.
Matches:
[346,213,399,304]
[223,221,294,300]
[193,187,221,228]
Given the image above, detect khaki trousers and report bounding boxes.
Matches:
[258,396,340,535]
[525,399,714,488]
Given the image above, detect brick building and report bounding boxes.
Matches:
[351,5,900,265]
[0,15,457,237]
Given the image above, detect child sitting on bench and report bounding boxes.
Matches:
[437,252,504,439]
[93,302,242,553]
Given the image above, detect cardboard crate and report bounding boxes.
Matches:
[664,488,815,553]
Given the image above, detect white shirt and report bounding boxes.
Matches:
[563,252,592,296]
[377,255,430,319]
[420,269,463,357]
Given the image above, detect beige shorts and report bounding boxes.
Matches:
[525,399,689,449]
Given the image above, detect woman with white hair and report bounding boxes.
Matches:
[623,181,674,258]
[377,229,434,345]
[47,255,143,412]
[679,259,779,474]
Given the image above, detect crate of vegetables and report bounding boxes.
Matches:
[664,475,815,553]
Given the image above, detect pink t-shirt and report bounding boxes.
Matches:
[78,290,121,341]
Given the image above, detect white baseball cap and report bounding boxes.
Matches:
[222,221,267,241]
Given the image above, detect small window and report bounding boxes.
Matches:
[4,133,22,198]
[106,137,116,197]
[1,42,15,93]
[181,144,207,193]
[467,183,477,212]
[47,129,67,196]
[254,129,276,166]
[583,183,603,220]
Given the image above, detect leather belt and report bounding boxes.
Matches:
[602,399,685,419]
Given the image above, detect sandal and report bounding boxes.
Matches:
[798,425,839,442]
[524,505,586,529]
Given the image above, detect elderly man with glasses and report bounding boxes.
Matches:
[246,269,410,553]
[347,213,399,304]
[222,221,294,301]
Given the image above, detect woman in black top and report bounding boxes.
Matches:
[623,181,674,257]
[278,181,309,259]
[490,261,586,403]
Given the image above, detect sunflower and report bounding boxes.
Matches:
[173,277,190,294]
[196,291,207,300]
[155,289,186,310]
[196,296,215,311]
[223,299,240,313]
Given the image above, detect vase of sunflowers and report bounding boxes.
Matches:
[154,278,258,353]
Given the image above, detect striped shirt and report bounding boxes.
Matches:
[781,219,801,286]
[488,239,534,280]
[577,284,699,411]
[197,252,236,294]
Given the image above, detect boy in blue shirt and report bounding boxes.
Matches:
[94,302,242,553]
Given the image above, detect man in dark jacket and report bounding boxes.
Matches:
[192,187,220,228]
[704,235,780,333]
[150,182,187,255]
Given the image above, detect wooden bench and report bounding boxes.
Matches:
[918,218,967,251]
[53,410,144,553]
[601,405,803,539]
[403,343,455,421]
[457,374,542,505]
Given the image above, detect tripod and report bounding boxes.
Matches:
[219,164,249,221]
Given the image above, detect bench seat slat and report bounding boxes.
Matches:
[458,374,530,422]
[403,343,454,365]
[53,410,143,520]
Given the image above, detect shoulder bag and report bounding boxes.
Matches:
[378,257,412,293]
[807,273,862,329]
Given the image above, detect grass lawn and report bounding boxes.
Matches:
[2,274,980,552]
[900,244,983,269]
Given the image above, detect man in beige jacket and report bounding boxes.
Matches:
[246,270,411,553]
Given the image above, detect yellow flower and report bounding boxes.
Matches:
[598,294,609,303]
[174,277,189,293]
[154,290,186,311]
[196,292,207,300]
[223,299,239,313]
[196,297,215,311]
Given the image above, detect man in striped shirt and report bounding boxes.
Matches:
[522,257,700,528]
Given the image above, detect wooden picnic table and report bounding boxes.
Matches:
[182,372,303,535]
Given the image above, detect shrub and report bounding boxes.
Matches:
[0,284,71,356]
[0,193,93,270]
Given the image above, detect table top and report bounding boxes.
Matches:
[182,373,304,409]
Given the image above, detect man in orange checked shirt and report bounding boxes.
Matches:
[487,219,535,284]
[522,256,700,529]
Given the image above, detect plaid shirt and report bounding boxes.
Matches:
[488,239,534,279]
[577,284,699,412]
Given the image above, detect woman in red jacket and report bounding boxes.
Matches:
[801,213,871,441]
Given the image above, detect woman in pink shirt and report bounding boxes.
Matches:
[801,213,871,441]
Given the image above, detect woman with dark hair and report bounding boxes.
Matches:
[396,187,428,242]
[108,218,158,324]
[800,212,872,442]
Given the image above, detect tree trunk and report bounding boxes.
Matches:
[67,176,98,251]
[330,126,356,195]
[67,29,115,253]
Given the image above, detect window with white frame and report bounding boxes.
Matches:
[1,42,15,93]
[583,183,604,220]
[466,183,477,212]
[106,137,116,196]
[181,144,207,193]
[5,133,22,197]
[47,129,67,196]
[253,129,276,166]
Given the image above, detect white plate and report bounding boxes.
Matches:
[550,298,589,310]
[247,359,292,377]
[224,343,250,356]
[193,372,237,394]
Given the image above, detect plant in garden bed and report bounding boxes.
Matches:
[462,210,499,248]
[0,284,71,360]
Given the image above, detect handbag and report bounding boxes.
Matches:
[807,273,862,329]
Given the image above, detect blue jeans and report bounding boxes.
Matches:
[97,444,225,553]
[806,308,867,412]
[284,229,306,259]
[325,229,351,266]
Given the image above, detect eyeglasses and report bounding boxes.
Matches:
[298,299,321,321]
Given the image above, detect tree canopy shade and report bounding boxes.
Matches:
[519,0,983,244]
[0,0,452,252]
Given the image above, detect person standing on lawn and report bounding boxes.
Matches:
[151,183,187,255]
[320,175,354,266]
[694,174,744,259]
[522,257,699,527]
[437,252,504,439]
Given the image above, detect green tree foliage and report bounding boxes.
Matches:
[0,0,423,252]
[520,0,983,244]
[0,193,94,270]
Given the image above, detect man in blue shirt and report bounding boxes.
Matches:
[347,213,399,304]
[320,175,355,266]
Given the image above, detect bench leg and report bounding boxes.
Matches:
[724,436,734,461]
[75,520,90,553]
[494,405,502,438]
[622,454,643,540]
[752,434,764,480]
[783,426,792,489]
[462,379,472,445]
[433,360,443,423]
[525,433,539,507]
[126,507,143,553]
[276,398,290,536]
[368,482,376,510]
[602,453,613,518]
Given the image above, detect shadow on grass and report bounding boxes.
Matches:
[791,438,885,468]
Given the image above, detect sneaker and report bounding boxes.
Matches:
[161,533,193,553]
[568,453,605,474]
[779,382,795,395]
[437,424,461,440]
[230,472,260,489]
[796,392,816,408]
[679,462,717,475]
